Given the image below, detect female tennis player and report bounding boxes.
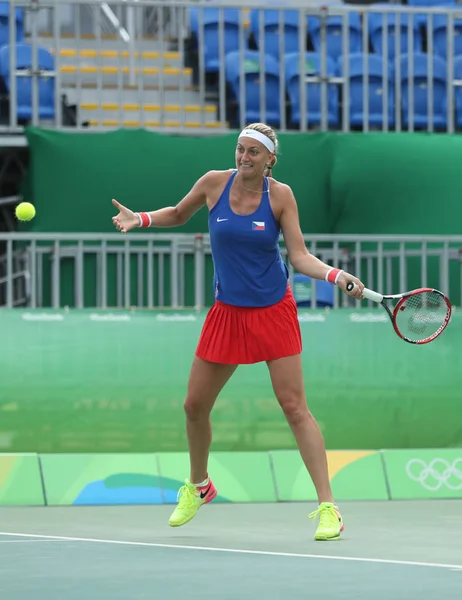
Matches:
[112,123,365,541]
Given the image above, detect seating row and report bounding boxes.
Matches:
[189,5,462,71]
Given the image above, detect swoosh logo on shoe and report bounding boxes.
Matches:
[200,484,212,499]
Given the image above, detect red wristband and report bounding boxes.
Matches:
[137,212,151,228]
[325,268,343,284]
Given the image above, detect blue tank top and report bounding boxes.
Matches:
[209,170,289,307]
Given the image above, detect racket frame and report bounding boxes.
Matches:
[388,288,452,344]
[350,285,452,344]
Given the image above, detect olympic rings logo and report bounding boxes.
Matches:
[406,458,462,491]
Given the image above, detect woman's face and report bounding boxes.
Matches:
[235,137,272,179]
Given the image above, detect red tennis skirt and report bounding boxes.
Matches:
[195,286,302,365]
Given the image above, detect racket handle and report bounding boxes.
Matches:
[346,282,384,303]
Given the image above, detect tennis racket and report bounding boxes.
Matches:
[346,283,452,345]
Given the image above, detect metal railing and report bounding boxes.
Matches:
[2,0,462,133]
[1,233,461,309]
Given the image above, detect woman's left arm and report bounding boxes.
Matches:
[279,185,364,299]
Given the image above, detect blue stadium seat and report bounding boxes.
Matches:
[225,51,281,126]
[308,12,362,60]
[0,44,55,120]
[189,7,241,73]
[454,56,462,128]
[398,53,447,129]
[407,0,455,5]
[368,7,422,59]
[0,2,23,46]
[250,9,300,59]
[284,52,339,127]
[432,14,462,59]
[293,274,334,308]
[406,0,456,30]
[337,53,395,128]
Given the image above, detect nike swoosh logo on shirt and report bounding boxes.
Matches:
[217,218,228,222]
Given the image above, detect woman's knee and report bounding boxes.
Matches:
[184,358,236,421]
[276,391,310,427]
[184,394,213,421]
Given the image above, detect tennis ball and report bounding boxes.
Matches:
[15,202,36,222]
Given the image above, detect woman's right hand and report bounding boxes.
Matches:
[112,199,139,233]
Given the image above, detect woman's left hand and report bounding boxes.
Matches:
[337,272,365,300]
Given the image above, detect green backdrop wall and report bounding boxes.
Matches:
[22,128,462,236]
[1,308,460,454]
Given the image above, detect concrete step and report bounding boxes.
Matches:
[51,48,183,69]
[59,64,193,88]
[79,102,218,125]
[37,34,180,51]
[61,82,199,92]
[85,119,225,129]
[64,87,204,106]
[59,64,191,76]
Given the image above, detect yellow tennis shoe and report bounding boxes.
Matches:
[168,477,217,527]
[308,502,344,541]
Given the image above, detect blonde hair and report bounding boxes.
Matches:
[244,122,279,176]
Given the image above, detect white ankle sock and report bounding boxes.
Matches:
[192,477,209,487]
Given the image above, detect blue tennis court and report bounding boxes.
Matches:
[1,501,461,599]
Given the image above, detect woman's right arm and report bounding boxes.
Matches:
[112,171,215,233]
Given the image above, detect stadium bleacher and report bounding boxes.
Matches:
[0,42,55,121]
[188,2,462,130]
[0,2,23,47]
[0,1,462,131]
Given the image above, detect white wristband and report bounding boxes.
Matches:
[135,212,142,228]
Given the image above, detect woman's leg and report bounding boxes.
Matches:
[266,354,333,504]
[266,354,343,540]
[184,356,237,483]
[168,356,237,527]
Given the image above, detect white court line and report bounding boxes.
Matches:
[0,532,461,571]
[0,540,62,544]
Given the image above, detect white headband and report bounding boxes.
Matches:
[239,129,275,153]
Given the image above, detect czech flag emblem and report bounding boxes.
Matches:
[252,221,265,231]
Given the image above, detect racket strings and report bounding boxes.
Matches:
[395,291,449,342]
